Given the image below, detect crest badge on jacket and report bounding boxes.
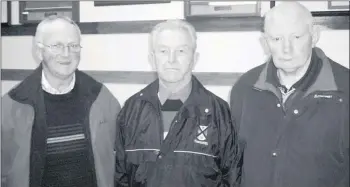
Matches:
[194,125,209,145]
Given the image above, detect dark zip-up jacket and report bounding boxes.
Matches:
[230,47,349,187]
[115,76,239,187]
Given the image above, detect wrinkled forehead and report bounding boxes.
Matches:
[264,3,313,34]
[43,20,80,44]
[154,28,192,46]
[265,13,310,35]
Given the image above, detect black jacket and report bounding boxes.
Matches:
[230,47,349,187]
[115,76,239,187]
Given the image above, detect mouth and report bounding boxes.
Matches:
[280,57,293,61]
[57,61,71,65]
[279,59,293,63]
[165,68,179,71]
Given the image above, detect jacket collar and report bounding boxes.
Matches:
[41,70,76,95]
[158,79,192,105]
[254,47,338,97]
[9,64,43,105]
[9,64,101,105]
[137,75,213,116]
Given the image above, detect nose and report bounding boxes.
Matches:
[168,50,176,64]
[283,38,292,54]
[61,46,70,56]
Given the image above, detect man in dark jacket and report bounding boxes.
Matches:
[115,19,239,187]
[1,15,121,187]
[230,2,349,187]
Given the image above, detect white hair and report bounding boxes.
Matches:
[149,19,197,52]
[34,15,81,44]
[263,2,314,33]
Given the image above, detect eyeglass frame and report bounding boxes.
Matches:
[38,42,82,53]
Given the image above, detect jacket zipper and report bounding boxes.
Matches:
[146,100,164,146]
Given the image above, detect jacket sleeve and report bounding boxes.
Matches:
[1,97,8,187]
[337,96,349,187]
[114,104,129,187]
[229,81,246,187]
[1,95,17,187]
[229,80,244,134]
[217,101,240,187]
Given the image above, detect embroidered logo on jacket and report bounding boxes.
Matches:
[314,94,333,99]
[194,125,208,145]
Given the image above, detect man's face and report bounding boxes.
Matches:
[264,17,316,73]
[40,21,81,80]
[150,28,198,84]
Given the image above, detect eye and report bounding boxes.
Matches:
[159,49,168,54]
[294,35,301,39]
[69,44,80,48]
[177,47,190,54]
[272,37,281,41]
[50,44,62,49]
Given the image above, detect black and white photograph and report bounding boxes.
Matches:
[1,1,349,187]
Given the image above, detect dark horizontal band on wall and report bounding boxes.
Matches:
[1,69,242,86]
[2,15,349,36]
[312,11,349,17]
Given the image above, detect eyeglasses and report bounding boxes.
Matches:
[40,43,82,53]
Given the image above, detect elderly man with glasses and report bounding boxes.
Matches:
[1,15,121,187]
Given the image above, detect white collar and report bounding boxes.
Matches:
[41,71,76,95]
[157,79,192,105]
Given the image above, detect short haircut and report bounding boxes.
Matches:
[263,2,314,33]
[34,15,81,44]
[149,19,197,52]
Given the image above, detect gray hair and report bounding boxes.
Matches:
[34,15,81,44]
[149,19,197,52]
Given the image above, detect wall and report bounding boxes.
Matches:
[79,1,185,22]
[1,1,349,106]
[1,1,7,23]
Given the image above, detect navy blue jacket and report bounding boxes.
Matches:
[115,76,239,187]
[230,47,349,187]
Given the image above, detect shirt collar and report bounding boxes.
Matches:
[158,79,192,105]
[267,49,321,92]
[41,71,76,95]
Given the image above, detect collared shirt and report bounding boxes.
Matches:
[266,50,322,105]
[158,79,193,139]
[41,71,76,95]
[158,80,192,105]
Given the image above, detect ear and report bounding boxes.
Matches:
[32,40,44,64]
[259,34,270,55]
[148,51,157,71]
[191,52,199,70]
[311,26,320,48]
